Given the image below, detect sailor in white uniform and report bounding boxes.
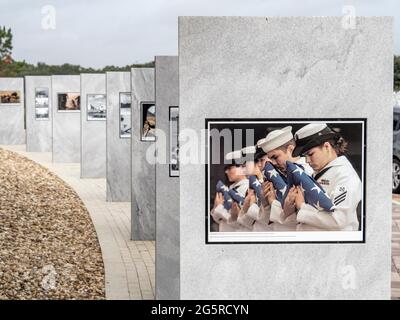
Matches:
[236,141,273,231]
[258,126,314,231]
[291,123,362,231]
[210,150,249,232]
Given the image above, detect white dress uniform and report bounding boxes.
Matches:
[236,192,272,231]
[211,178,249,232]
[296,155,361,231]
[236,186,273,231]
[210,149,250,232]
[251,205,272,231]
[257,126,315,231]
[235,142,273,231]
[292,123,362,231]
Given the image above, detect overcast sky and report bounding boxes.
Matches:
[0,0,399,68]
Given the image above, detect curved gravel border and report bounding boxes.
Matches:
[0,148,105,299]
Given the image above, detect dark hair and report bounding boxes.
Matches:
[322,137,348,156]
[254,147,267,163]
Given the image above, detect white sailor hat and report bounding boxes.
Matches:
[258,126,293,154]
[292,123,339,157]
[240,145,258,163]
[238,144,268,163]
[224,150,245,168]
[241,145,256,156]
[256,138,266,147]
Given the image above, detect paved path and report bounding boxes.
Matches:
[0,145,155,300]
[4,143,400,299]
[392,194,400,300]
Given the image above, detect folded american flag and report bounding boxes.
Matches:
[248,175,267,207]
[228,188,245,207]
[263,162,287,206]
[286,161,335,212]
[216,180,233,210]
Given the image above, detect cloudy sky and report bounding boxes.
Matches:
[0,0,399,68]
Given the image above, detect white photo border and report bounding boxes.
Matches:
[169,106,179,177]
[57,92,81,113]
[86,93,106,121]
[140,101,156,142]
[119,92,132,139]
[34,87,50,121]
[0,90,22,106]
[205,118,366,244]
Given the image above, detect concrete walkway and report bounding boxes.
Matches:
[0,145,155,300]
[392,194,400,299]
[4,142,400,300]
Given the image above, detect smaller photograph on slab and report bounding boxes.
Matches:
[169,106,179,177]
[87,94,106,121]
[140,102,156,142]
[119,92,131,138]
[35,87,49,120]
[57,93,80,112]
[0,91,21,104]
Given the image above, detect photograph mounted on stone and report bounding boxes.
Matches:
[169,106,179,177]
[57,93,80,112]
[0,90,21,104]
[35,87,49,120]
[206,118,366,244]
[119,92,131,138]
[87,94,106,121]
[140,102,156,141]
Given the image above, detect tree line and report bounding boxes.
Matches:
[1,26,399,90]
[0,60,155,77]
[0,26,153,77]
